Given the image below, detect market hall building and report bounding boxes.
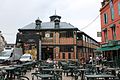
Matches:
[16,14,100,62]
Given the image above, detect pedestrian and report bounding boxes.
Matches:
[96,56,100,65]
[99,56,103,65]
[46,58,53,63]
[89,55,93,64]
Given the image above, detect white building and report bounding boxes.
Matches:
[0,31,6,52]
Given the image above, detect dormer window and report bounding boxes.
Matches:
[54,18,60,28]
[35,18,42,29]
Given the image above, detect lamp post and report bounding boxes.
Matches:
[35,18,42,60]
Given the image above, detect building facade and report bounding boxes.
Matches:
[0,31,6,52]
[100,0,120,62]
[16,15,99,61]
[77,32,100,62]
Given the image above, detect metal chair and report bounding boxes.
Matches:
[62,64,70,76]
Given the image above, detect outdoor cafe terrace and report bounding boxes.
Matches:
[0,59,120,80]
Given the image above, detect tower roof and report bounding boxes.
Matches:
[49,14,61,22]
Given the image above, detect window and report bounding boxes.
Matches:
[104,29,108,42]
[42,32,45,37]
[82,35,85,41]
[118,2,120,15]
[60,31,66,37]
[68,53,71,59]
[55,22,59,28]
[88,48,90,53]
[111,26,116,40]
[110,0,114,20]
[60,46,74,52]
[77,34,83,40]
[60,31,73,38]
[62,53,65,59]
[104,13,108,24]
[85,36,87,42]
[83,47,85,53]
[86,48,88,53]
[67,31,73,37]
[80,47,83,53]
[90,48,92,53]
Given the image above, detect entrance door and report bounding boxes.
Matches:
[41,48,53,60]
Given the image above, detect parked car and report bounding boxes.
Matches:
[19,54,33,62]
[0,48,13,64]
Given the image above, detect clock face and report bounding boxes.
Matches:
[45,33,50,37]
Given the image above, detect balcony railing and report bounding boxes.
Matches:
[41,37,53,43]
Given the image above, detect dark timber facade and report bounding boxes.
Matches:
[16,15,100,62]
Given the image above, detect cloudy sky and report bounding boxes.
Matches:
[0,0,102,43]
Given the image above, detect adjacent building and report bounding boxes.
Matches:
[0,31,6,52]
[99,0,120,61]
[16,15,99,62]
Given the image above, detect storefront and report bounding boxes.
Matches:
[97,40,120,67]
[16,33,41,60]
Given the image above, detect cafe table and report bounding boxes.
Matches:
[42,68,63,72]
[77,69,86,80]
[42,68,63,73]
[106,67,119,76]
[42,68,63,79]
[85,74,115,80]
[95,65,101,74]
[68,65,78,76]
[39,66,49,69]
[12,64,23,68]
[32,73,54,80]
[4,66,16,79]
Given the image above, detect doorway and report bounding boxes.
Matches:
[41,48,53,60]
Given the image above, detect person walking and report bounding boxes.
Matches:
[89,55,93,64]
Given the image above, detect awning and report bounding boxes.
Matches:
[96,45,120,51]
[96,47,111,51]
[113,45,120,50]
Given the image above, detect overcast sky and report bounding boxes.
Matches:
[0,0,103,43]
